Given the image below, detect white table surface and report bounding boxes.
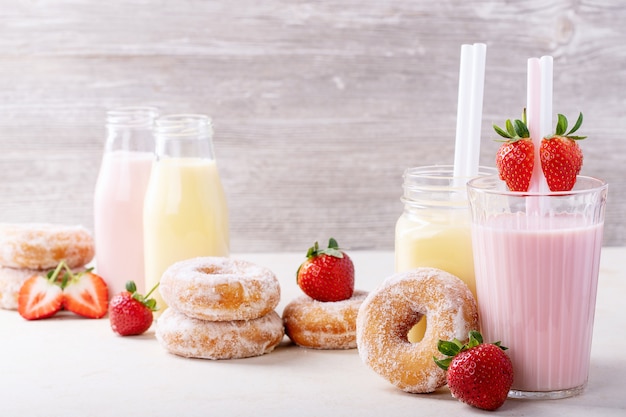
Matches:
[2,248,625,416]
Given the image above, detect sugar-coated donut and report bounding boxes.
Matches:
[0,266,39,310]
[156,308,284,360]
[0,223,95,270]
[283,290,368,350]
[356,267,479,393]
[159,257,281,321]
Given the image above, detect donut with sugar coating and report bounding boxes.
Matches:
[283,290,368,350]
[155,308,284,360]
[0,266,39,310]
[159,257,280,321]
[356,267,479,393]
[0,223,94,269]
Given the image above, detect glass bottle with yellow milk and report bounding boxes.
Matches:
[143,114,229,312]
[395,165,496,341]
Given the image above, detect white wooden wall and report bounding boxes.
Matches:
[0,0,624,252]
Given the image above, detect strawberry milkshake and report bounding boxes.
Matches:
[468,175,607,399]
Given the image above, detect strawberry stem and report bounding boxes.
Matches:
[144,282,160,299]
[46,260,67,285]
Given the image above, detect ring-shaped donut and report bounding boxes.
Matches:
[159,257,280,321]
[0,266,39,310]
[356,267,479,393]
[0,223,94,269]
[283,290,368,350]
[155,308,284,360]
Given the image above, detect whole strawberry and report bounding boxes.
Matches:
[109,281,158,336]
[435,330,514,411]
[540,112,586,191]
[493,112,535,192]
[296,238,354,302]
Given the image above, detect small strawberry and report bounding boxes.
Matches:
[540,112,586,191]
[63,267,109,319]
[109,281,159,336]
[296,238,354,302]
[493,112,535,192]
[435,330,514,411]
[17,263,65,320]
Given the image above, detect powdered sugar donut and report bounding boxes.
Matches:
[356,267,479,393]
[282,290,368,350]
[155,308,284,360]
[0,266,39,310]
[0,223,94,270]
[159,257,280,321]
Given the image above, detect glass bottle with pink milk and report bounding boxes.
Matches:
[94,106,159,296]
[143,114,230,312]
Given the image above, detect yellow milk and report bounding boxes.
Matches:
[395,210,476,343]
[143,157,229,311]
[394,166,495,343]
[395,214,476,296]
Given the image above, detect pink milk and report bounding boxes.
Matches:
[472,214,603,394]
[94,151,153,296]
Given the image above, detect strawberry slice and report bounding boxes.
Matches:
[63,269,109,319]
[18,264,65,320]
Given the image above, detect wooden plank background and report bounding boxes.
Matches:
[0,0,624,252]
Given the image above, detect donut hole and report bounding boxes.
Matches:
[407,317,428,343]
[197,266,221,275]
[213,282,245,308]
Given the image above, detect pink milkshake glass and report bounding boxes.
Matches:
[467,175,608,400]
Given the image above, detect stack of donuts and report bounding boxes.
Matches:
[155,257,284,360]
[0,223,95,310]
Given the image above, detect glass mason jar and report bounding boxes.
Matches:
[143,114,230,312]
[394,165,497,341]
[93,106,159,297]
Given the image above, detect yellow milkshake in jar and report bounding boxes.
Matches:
[394,165,495,342]
[143,115,229,313]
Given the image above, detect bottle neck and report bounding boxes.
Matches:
[105,106,159,153]
[402,166,469,212]
[154,114,215,160]
[401,165,498,213]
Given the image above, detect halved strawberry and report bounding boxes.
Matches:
[63,269,109,319]
[18,263,64,320]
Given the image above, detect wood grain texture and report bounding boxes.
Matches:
[0,0,624,252]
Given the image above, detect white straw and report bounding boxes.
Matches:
[465,43,487,177]
[539,56,553,144]
[453,43,487,179]
[527,57,543,193]
[538,56,553,193]
[453,44,474,179]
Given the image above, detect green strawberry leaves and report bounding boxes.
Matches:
[553,112,586,140]
[434,330,506,371]
[493,109,529,142]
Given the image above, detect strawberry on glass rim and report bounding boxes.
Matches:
[493,110,535,192]
[296,238,355,302]
[540,112,586,192]
[494,110,586,192]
